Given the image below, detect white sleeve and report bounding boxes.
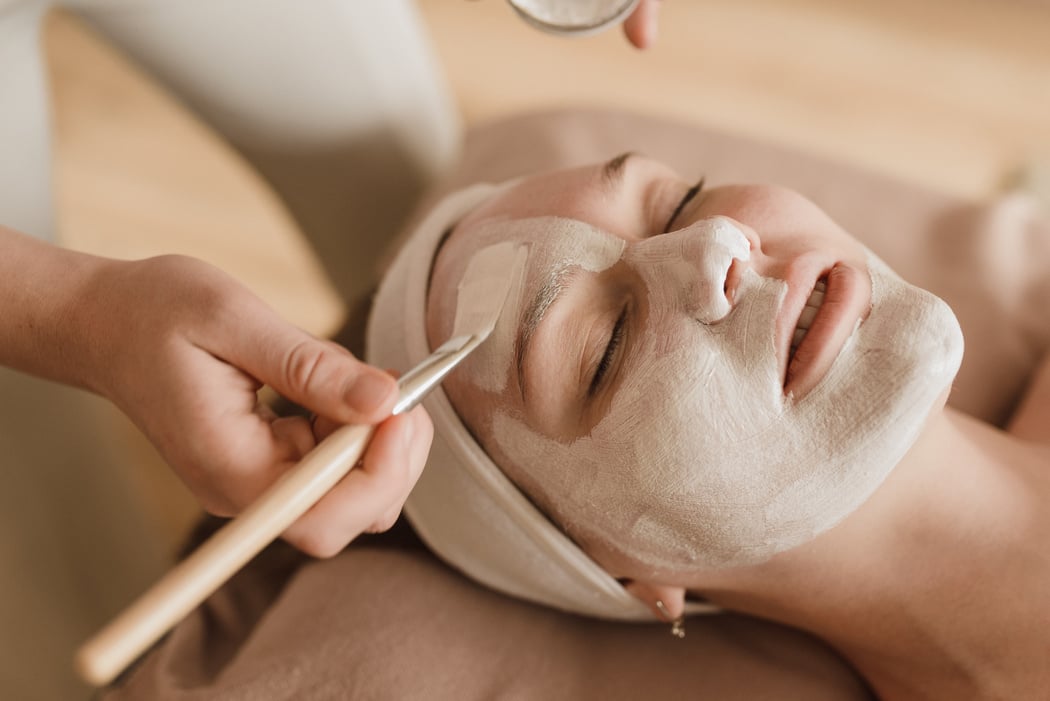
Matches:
[74,0,461,303]
[0,0,56,240]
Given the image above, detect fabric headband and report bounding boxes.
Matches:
[366,183,717,620]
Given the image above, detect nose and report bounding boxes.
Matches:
[628,217,752,324]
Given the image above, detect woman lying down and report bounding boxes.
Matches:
[368,153,1050,701]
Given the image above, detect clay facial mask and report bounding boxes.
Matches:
[455,217,625,394]
[478,217,963,571]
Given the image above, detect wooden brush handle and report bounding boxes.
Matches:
[75,422,376,687]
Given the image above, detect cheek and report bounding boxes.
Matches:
[697,186,862,258]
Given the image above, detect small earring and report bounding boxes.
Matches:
[654,600,686,639]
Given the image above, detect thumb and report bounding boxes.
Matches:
[224,312,398,424]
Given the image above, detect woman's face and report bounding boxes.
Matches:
[427,155,962,579]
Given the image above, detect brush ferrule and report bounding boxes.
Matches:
[392,335,482,415]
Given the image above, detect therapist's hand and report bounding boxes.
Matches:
[623,0,663,49]
[78,254,432,557]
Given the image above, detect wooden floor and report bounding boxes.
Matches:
[418,0,1050,198]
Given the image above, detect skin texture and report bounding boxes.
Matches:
[426,156,1050,699]
[0,225,432,557]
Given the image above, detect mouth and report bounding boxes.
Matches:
[788,279,826,362]
[781,264,871,400]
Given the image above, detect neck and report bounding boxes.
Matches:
[698,408,1050,700]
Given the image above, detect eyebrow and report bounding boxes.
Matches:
[515,264,578,401]
[514,153,636,401]
[601,151,635,188]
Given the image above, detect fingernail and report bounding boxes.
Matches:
[346,372,395,415]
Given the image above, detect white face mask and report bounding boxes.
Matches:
[458,216,964,572]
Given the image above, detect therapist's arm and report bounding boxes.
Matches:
[0,224,431,556]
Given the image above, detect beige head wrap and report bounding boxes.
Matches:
[367,184,718,620]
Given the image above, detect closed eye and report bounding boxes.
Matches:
[588,304,628,397]
[663,177,705,233]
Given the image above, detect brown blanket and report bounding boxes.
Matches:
[102,108,1048,700]
[104,521,869,700]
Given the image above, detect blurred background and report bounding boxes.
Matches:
[424,0,1049,198]
[3,0,1048,698]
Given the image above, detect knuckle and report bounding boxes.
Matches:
[281,340,331,394]
[271,416,316,460]
[311,415,339,441]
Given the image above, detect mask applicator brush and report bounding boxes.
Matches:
[75,241,529,687]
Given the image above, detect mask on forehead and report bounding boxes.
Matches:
[458,216,963,572]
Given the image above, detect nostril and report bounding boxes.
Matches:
[725,258,745,305]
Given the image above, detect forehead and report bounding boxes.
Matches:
[457,164,605,230]
[451,154,679,239]
[441,216,621,287]
[430,167,597,325]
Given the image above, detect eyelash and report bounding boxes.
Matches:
[589,304,628,396]
[662,177,706,233]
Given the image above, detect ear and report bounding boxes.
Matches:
[622,579,687,620]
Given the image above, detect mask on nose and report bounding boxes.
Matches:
[488,217,963,572]
[627,216,751,323]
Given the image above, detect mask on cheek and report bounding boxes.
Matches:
[494,235,963,572]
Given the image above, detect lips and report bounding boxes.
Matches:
[781,263,871,400]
